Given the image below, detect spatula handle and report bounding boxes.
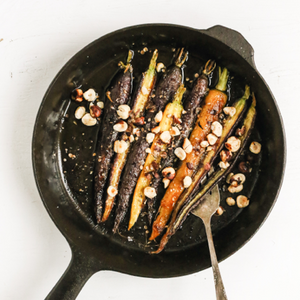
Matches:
[204,220,228,300]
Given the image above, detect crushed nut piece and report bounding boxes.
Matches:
[156,62,165,72]
[215,206,225,216]
[223,106,236,117]
[75,106,86,119]
[151,126,161,134]
[174,147,186,160]
[83,88,97,101]
[160,131,171,144]
[249,141,261,154]
[72,88,83,102]
[117,104,131,120]
[129,135,134,143]
[162,167,176,180]
[226,172,234,184]
[114,140,129,153]
[183,138,192,153]
[144,187,157,198]
[219,161,230,169]
[146,148,151,154]
[162,178,170,188]
[113,121,128,132]
[200,140,209,148]
[225,136,241,152]
[231,173,246,184]
[146,132,155,144]
[236,195,249,208]
[107,186,118,197]
[226,197,236,206]
[90,105,102,118]
[183,176,192,188]
[170,126,180,136]
[154,111,163,123]
[97,101,104,109]
[207,133,218,145]
[82,113,97,126]
[211,121,223,137]
[228,184,243,193]
[220,150,232,162]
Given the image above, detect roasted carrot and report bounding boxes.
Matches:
[101,50,159,222]
[147,60,216,225]
[113,49,188,233]
[149,67,229,240]
[128,84,185,230]
[153,94,256,253]
[94,50,133,223]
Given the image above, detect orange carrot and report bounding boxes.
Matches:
[149,68,229,240]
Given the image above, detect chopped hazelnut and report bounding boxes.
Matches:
[83,88,97,101]
[114,140,129,153]
[249,141,261,154]
[170,126,180,136]
[144,187,157,199]
[200,140,209,148]
[146,132,155,144]
[82,113,97,126]
[146,148,151,154]
[72,88,83,102]
[226,173,234,184]
[207,133,218,145]
[220,150,232,162]
[228,184,243,193]
[183,176,192,188]
[225,136,241,152]
[75,106,86,119]
[223,106,236,117]
[160,131,171,144]
[151,126,161,134]
[117,104,131,120]
[219,161,230,169]
[97,101,104,109]
[129,135,134,143]
[154,111,163,123]
[215,206,225,216]
[183,138,192,153]
[162,178,170,188]
[231,173,246,184]
[156,62,165,72]
[236,195,249,208]
[162,167,176,180]
[113,121,128,132]
[211,121,223,137]
[107,186,118,197]
[174,147,186,161]
[226,197,236,206]
[90,105,102,118]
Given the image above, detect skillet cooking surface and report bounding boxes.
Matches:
[33,24,285,279]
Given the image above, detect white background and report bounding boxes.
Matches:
[1,0,299,299]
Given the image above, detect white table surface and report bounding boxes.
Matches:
[1,0,299,299]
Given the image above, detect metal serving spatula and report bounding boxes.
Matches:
[192,179,228,300]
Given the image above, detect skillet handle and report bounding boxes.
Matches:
[45,248,100,300]
[202,25,256,68]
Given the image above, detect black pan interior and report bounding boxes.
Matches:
[32,24,285,278]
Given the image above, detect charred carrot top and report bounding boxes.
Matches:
[101,50,158,222]
[149,67,229,240]
[153,94,256,254]
[128,84,185,230]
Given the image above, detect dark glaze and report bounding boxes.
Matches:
[147,74,209,224]
[94,68,132,223]
[113,65,183,233]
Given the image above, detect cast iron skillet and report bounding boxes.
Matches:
[32,24,285,300]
